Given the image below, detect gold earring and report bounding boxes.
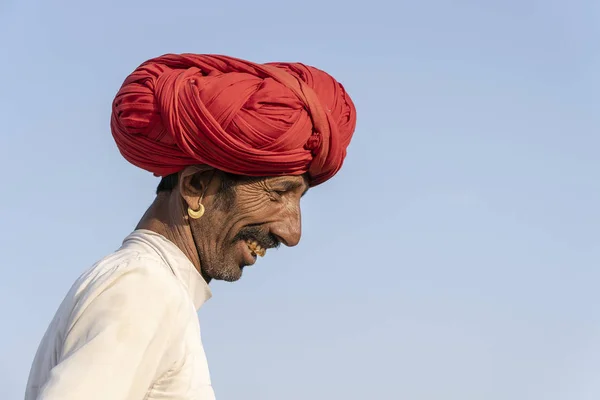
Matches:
[187,202,205,219]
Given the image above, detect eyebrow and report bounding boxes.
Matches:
[274,179,309,197]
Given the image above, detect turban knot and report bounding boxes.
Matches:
[110,54,356,186]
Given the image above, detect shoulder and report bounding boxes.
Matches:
[80,249,183,298]
[67,249,193,334]
[47,250,198,386]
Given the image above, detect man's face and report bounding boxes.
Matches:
[189,173,309,282]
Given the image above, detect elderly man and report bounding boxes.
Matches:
[25,54,356,399]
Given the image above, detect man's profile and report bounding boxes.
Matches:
[25,53,356,400]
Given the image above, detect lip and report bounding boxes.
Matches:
[238,240,257,267]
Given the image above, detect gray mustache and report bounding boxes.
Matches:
[233,226,280,250]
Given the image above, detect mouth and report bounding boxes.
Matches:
[238,239,267,267]
[246,239,266,258]
[234,226,280,268]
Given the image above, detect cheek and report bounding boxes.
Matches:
[194,211,233,253]
[232,191,275,221]
[203,196,270,247]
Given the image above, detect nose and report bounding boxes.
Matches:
[270,204,302,247]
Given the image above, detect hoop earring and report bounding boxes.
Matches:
[187,202,205,219]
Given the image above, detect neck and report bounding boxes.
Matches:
[136,193,211,283]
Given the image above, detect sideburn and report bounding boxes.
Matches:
[212,172,239,211]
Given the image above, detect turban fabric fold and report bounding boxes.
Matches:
[110,53,356,186]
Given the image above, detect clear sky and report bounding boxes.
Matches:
[1,0,599,399]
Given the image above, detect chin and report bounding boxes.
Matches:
[205,264,243,282]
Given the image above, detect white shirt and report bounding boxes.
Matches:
[25,230,216,400]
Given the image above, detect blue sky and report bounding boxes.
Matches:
[1,0,599,399]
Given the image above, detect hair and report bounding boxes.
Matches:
[156,173,179,194]
[156,170,250,210]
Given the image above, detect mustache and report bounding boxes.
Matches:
[233,225,281,250]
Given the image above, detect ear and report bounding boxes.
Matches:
[178,165,217,210]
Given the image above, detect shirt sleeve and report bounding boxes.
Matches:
[36,259,190,400]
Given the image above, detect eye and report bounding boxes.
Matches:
[268,189,286,201]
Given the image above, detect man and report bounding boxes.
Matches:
[25,53,356,399]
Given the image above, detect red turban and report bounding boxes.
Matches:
[110,54,356,186]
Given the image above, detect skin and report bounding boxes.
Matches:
[136,165,309,283]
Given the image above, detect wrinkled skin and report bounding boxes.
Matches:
[137,166,308,282]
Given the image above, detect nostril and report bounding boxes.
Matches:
[277,232,301,248]
[270,221,302,248]
[272,233,285,248]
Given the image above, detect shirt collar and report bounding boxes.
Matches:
[123,229,212,310]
